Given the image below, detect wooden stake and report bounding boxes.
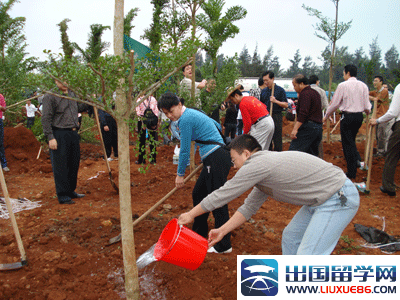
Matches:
[93,107,119,192]
[269,83,275,115]
[330,119,341,134]
[363,116,370,165]
[36,146,42,160]
[365,100,378,193]
[0,167,27,265]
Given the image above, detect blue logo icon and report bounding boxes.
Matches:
[241,259,278,296]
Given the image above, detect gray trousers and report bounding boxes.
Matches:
[250,115,275,150]
[382,120,400,192]
[376,118,395,155]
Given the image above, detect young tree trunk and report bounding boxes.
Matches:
[114,1,139,299]
[326,1,339,144]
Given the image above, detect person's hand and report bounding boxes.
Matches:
[104,125,109,131]
[178,212,194,226]
[175,175,185,189]
[198,79,207,89]
[369,118,377,126]
[49,139,57,150]
[290,129,298,140]
[270,96,277,103]
[208,228,224,248]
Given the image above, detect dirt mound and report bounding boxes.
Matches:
[3,127,51,175]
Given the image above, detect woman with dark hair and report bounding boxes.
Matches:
[158,92,232,254]
[178,134,360,255]
[135,95,159,164]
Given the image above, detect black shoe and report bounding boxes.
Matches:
[379,186,396,197]
[59,196,75,204]
[70,192,85,199]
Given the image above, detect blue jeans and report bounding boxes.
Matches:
[281,178,359,255]
[0,119,7,168]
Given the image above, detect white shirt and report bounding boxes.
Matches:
[377,83,400,124]
[26,104,38,117]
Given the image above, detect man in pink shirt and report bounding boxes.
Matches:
[0,93,9,172]
[323,64,371,180]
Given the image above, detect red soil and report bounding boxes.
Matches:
[0,122,399,300]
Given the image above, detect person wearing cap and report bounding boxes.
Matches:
[178,134,360,255]
[226,84,274,150]
[158,92,232,254]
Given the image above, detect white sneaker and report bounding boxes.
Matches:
[107,157,113,162]
[2,167,9,172]
[207,247,232,254]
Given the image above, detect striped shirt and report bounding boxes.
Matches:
[325,77,371,116]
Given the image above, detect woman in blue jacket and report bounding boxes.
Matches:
[158,92,232,253]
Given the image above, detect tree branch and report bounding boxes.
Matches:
[130,56,193,113]
[127,50,135,104]
[88,63,106,105]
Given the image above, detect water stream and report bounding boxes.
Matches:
[136,243,157,270]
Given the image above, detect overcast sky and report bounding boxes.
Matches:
[9,0,400,70]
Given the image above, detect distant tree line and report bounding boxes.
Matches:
[195,37,400,92]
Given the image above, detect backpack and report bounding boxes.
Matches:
[142,99,158,130]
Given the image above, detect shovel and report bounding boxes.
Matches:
[93,107,119,193]
[0,168,28,271]
[107,163,203,245]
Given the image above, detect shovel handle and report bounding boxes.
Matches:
[93,107,112,173]
[132,163,203,227]
[0,168,27,261]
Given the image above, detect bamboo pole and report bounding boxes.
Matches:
[330,119,341,134]
[93,107,119,192]
[269,83,275,115]
[365,100,378,192]
[363,116,370,166]
[0,167,27,265]
[7,94,42,110]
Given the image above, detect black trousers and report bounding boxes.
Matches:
[269,112,283,151]
[289,121,322,157]
[224,123,236,139]
[27,117,35,129]
[101,115,118,158]
[192,147,232,252]
[49,129,80,201]
[382,121,400,192]
[137,120,157,163]
[237,119,243,135]
[340,112,363,179]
